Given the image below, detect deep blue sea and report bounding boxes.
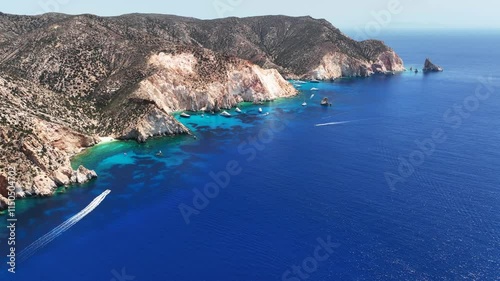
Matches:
[1,30,500,281]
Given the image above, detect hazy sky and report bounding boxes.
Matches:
[2,0,500,31]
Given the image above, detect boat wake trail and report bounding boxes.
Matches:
[18,190,111,262]
[315,118,372,127]
[315,121,355,127]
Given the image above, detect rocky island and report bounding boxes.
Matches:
[423,58,444,72]
[0,13,404,208]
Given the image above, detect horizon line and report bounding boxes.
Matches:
[1,11,500,30]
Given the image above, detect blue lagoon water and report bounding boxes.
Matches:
[2,30,500,280]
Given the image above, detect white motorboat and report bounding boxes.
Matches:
[180,113,191,118]
[235,107,242,113]
[220,111,232,117]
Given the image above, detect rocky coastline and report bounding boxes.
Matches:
[0,13,404,209]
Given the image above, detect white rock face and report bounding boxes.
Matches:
[121,107,190,142]
[74,166,97,184]
[150,52,198,75]
[53,167,73,186]
[131,51,297,114]
[32,175,58,196]
[308,50,405,80]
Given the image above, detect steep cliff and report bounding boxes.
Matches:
[182,16,404,79]
[0,13,403,207]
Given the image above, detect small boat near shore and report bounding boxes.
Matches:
[220,111,232,117]
[235,107,242,113]
[311,87,319,91]
[310,79,320,83]
[321,97,330,106]
[180,113,191,118]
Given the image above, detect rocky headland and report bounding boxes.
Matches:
[0,13,404,208]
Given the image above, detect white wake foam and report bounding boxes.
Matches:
[314,121,354,127]
[19,190,111,262]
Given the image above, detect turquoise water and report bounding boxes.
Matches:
[1,31,500,280]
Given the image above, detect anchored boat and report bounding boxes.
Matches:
[321,97,330,106]
[220,111,232,117]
